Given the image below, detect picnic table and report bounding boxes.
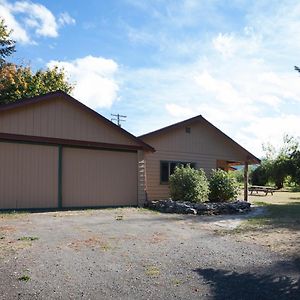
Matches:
[248,185,275,196]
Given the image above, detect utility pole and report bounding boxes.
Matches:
[111,113,127,127]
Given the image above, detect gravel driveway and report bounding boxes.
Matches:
[0,208,299,300]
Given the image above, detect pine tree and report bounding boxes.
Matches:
[0,18,15,64]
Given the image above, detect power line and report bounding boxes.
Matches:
[111,113,127,127]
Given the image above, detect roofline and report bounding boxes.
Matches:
[139,114,202,139]
[0,91,155,152]
[139,114,260,164]
[0,132,145,152]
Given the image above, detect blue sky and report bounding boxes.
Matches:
[1,0,300,157]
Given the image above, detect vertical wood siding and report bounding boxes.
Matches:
[142,121,249,200]
[0,142,58,209]
[0,97,139,146]
[62,148,137,207]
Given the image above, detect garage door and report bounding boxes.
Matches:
[62,148,137,207]
[0,142,58,209]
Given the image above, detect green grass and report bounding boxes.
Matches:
[18,275,30,281]
[18,236,39,241]
[232,200,300,234]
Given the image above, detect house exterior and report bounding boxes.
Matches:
[0,91,259,210]
[139,116,260,201]
[0,91,153,210]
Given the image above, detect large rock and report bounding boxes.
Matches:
[148,199,251,215]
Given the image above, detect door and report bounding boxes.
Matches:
[0,142,58,209]
[62,148,137,207]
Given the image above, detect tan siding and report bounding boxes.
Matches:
[142,121,249,201]
[0,97,140,146]
[0,142,58,209]
[62,148,137,207]
[144,150,216,200]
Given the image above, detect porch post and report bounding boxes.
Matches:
[244,161,249,202]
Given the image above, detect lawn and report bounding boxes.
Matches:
[231,191,300,257]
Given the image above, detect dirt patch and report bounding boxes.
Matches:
[149,232,168,244]
[68,236,112,252]
[0,225,16,233]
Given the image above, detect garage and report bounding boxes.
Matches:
[0,91,153,210]
[0,142,58,209]
[62,147,138,207]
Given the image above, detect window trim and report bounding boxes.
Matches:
[160,160,196,184]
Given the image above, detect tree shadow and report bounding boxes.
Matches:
[195,267,300,300]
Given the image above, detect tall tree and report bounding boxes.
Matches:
[0,18,16,64]
[0,64,73,104]
[0,18,73,104]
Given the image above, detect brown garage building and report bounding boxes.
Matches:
[0,91,153,210]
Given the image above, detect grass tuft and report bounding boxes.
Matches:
[18,275,30,281]
[18,236,39,241]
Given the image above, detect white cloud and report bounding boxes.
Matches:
[58,12,76,26]
[13,1,58,37]
[47,56,119,109]
[0,0,30,43]
[236,115,300,157]
[165,103,194,118]
[0,0,75,43]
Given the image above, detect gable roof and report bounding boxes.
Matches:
[139,115,260,164]
[0,91,154,152]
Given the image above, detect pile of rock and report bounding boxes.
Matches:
[148,199,251,215]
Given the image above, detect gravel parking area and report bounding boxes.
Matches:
[0,208,299,299]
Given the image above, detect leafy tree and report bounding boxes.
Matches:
[209,169,239,202]
[257,135,299,189]
[0,64,73,104]
[169,165,209,202]
[0,18,73,104]
[0,18,15,64]
[290,150,300,185]
[251,163,269,186]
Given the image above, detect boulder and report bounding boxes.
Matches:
[148,199,251,215]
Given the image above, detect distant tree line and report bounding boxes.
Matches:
[231,135,300,189]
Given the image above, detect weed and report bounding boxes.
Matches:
[18,275,30,281]
[18,236,39,241]
[145,266,160,277]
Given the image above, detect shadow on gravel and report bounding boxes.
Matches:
[195,268,300,300]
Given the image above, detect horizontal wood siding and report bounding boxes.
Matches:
[0,142,58,209]
[142,121,249,201]
[0,97,139,146]
[62,148,138,207]
[144,151,216,200]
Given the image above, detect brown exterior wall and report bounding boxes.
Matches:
[0,142,58,209]
[62,148,138,207]
[142,121,249,200]
[0,97,140,146]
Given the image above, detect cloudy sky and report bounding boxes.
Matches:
[1,0,300,157]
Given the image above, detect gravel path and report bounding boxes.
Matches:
[0,208,299,299]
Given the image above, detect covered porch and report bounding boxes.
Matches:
[217,157,260,201]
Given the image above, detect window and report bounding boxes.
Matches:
[160,161,196,183]
[185,127,191,133]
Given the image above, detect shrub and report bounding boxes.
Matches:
[169,165,209,202]
[209,169,239,202]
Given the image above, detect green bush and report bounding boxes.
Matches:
[209,169,239,202]
[169,165,209,202]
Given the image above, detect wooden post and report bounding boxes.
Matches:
[244,161,249,202]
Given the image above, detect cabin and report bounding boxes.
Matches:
[0,92,259,209]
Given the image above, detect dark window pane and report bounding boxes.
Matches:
[161,162,169,182]
[170,162,177,175]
